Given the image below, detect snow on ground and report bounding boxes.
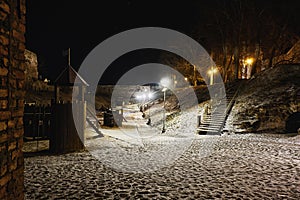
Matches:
[24,105,300,199]
[24,134,300,199]
[84,103,198,173]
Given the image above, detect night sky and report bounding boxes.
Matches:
[25,0,300,84]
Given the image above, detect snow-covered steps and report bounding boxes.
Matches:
[197,81,245,135]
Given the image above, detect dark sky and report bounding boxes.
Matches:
[25,0,203,83]
[25,0,300,84]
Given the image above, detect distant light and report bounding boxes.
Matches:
[136,95,143,100]
[208,67,218,75]
[245,58,254,65]
[162,87,168,92]
[160,77,171,88]
[184,77,188,81]
[136,92,153,101]
[148,92,153,99]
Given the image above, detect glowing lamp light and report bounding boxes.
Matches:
[160,77,171,88]
[148,92,153,99]
[136,95,141,100]
[207,67,218,85]
[207,67,218,75]
[162,87,168,92]
[245,58,254,65]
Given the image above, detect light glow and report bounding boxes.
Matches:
[148,92,153,99]
[160,77,171,88]
[245,58,254,65]
[208,67,218,75]
[136,94,143,100]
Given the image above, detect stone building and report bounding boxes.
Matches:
[0,0,26,199]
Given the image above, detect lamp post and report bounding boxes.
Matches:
[245,57,253,79]
[208,66,218,85]
[162,87,167,133]
[160,77,170,133]
[193,65,197,86]
[146,91,153,125]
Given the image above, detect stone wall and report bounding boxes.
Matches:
[24,49,38,81]
[23,49,54,105]
[226,64,300,133]
[95,85,150,108]
[0,0,26,199]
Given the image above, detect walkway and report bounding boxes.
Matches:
[25,134,300,199]
[24,102,300,199]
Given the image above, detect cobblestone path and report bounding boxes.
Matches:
[24,134,300,199]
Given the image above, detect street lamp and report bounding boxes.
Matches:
[146,91,153,125]
[207,67,218,85]
[245,58,254,65]
[242,57,254,79]
[160,77,171,133]
[160,77,171,88]
[193,65,197,86]
[161,87,167,133]
[245,57,254,79]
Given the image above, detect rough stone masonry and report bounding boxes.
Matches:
[0,0,26,199]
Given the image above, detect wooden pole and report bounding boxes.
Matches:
[54,85,59,104]
[68,48,71,66]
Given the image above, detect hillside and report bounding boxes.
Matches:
[150,64,300,134]
[226,64,300,133]
[25,64,300,134]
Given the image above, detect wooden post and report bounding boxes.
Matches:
[79,86,85,102]
[54,85,60,104]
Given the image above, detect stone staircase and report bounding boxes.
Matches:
[197,81,244,135]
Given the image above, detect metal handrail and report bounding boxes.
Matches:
[86,105,101,126]
[86,105,103,135]
[217,81,246,134]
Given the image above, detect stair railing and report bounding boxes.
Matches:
[217,81,246,134]
[86,105,103,135]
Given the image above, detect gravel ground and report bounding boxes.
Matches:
[24,133,300,199]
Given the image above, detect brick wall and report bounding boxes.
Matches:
[0,0,26,199]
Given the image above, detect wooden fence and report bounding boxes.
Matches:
[50,102,85,153]
[24,104,51,139]
[24,102,86,153]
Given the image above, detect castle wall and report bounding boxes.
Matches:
[24,49,38,81]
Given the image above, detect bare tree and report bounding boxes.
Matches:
[199,0,298,81]
[160,0,299,84]
[261,16,299,69]
[159,51,205,86]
